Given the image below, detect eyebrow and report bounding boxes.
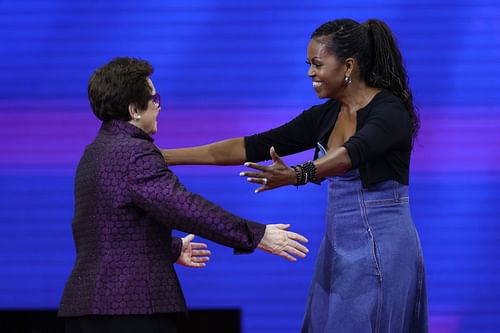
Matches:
[307,57,323,62]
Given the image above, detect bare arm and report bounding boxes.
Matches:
[161,137,246,166]
[313,146,352,179]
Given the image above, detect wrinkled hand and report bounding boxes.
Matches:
[240,146,296,193]
[258,224,308,261]
[176,234,211,268]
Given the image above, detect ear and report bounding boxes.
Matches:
[344,58,355,77]
[128,103,141,121]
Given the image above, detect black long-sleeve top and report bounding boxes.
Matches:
[244,90,413,188]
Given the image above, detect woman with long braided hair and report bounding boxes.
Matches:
[162,19,428,332]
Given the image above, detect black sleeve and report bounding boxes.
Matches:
[342,99,411,168]
[244,108,319,162]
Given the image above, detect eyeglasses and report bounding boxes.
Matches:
[151,93,161,108]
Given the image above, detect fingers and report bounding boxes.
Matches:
[288,240,309,256]
[270,146,282,163]
[240,160,268,186]
[186,261,207,268]
[184,253,210,268]
[259,225,309,261]
[243,161,267,171]
[191,256,210,263]
[286,231,309,244]
[271,223,290,230]
[275,244,308,261]
[244,176,268,185]
[239,171,264,178]
[260,247,298,262]
[190,242,208,249]
[277,251,297,262]
[183,234,195,242]
[241,175,269,193]
[241,153,291,194]
[254,186,267,194]
[285,245,307,258]
[191,249,211,256]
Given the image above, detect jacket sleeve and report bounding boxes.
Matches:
[127,143,266,253]
[171,237,183,262]
[342,99,412,168]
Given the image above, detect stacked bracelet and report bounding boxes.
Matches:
[293,166,303,185]
[292,161,317,186]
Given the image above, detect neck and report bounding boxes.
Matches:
[336,82,381,114]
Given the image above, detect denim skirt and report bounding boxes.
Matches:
[301,167,428,333]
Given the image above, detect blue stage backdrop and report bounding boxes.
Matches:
[1,1,499,332]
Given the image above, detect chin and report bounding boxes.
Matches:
[313,88,327,99]
[147,127,157,135]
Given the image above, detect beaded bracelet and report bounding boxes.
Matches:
[293,161,317,186]
[293,166,303,185]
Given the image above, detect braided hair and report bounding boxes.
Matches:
[311,19,419,139]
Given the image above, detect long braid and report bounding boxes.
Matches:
[364,19,420,139]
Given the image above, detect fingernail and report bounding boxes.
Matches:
[239,172,245,176]
[247,177,252,182]
[244,162,250,166]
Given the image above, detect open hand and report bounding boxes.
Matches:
[258,224,309,261]
[240,146,296,193]
[176,234,211,268]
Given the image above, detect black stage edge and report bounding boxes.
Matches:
[0,309,240,333]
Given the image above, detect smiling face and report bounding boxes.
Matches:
[306,38,349,99]
[129,78,161,135]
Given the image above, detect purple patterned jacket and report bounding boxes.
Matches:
[58,120,266,316]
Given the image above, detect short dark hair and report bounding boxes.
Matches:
[88,57,154,121]
[312,19,419,139]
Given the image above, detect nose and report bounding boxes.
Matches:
[307,65,316,78]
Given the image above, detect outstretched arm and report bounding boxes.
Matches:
[161,138,246,166]
[241,146,351,193]
[130,143,308,260]
[240,101,410,192]
[161,107,319,167]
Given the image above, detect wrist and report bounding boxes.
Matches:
[292,161,317,186]
[289,167,298,185]
[257,225,270,250]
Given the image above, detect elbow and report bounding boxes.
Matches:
[339,149,353,173]
[331,147,352,175]
[338,158,352,174]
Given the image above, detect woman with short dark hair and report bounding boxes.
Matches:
[58,57,309,333]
